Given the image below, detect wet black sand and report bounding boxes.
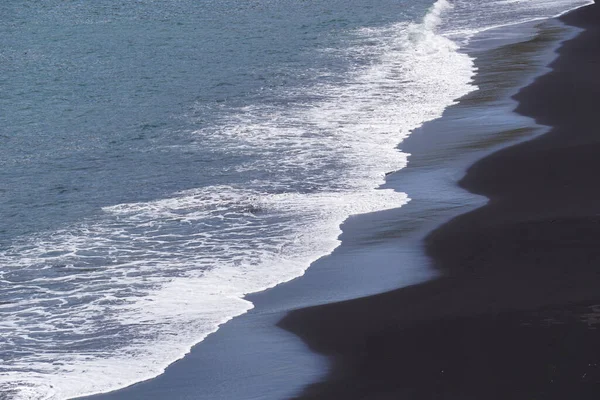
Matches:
[280,3,600,399]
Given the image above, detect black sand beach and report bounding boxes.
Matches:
[280,3,600,399]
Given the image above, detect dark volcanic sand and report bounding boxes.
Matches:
[279,4,600,399]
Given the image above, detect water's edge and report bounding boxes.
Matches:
[77,5,588,400]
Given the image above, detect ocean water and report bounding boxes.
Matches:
[0,0,590,399]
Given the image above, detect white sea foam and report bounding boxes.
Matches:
[0,188,411,399]
[440,0,592,41]
[1,0,480,398]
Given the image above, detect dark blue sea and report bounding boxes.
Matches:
[0,0,589,398]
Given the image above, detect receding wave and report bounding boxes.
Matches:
[0,1,476,398]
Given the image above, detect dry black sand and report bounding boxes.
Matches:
[280,4,600,399]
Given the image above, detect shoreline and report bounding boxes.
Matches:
[280,3,600,399]
[75,4,591,400]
